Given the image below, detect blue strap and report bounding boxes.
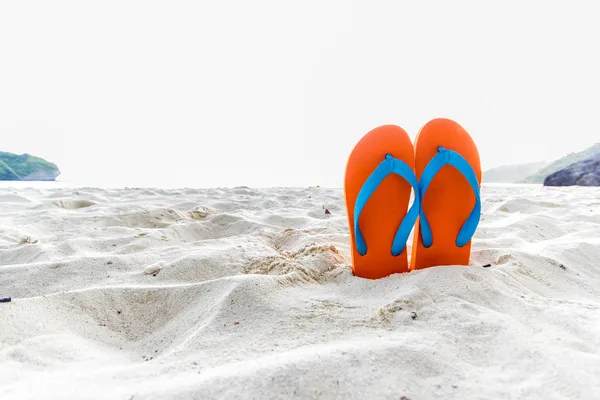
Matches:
[354,154,420,257]
[418,146,481,248]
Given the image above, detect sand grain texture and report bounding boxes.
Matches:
[1,185,599,399]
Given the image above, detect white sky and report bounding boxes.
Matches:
[1,1,599,188]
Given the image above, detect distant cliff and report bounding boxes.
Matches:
[482,142,600,184]
[544,153,600,186]
[483,161,549,183]
[521,142,600,183]
[0,152,61,181]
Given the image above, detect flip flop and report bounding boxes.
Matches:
[344,125,419,279]
[410,118,481,270]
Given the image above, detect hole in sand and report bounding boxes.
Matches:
[53,199,96,210]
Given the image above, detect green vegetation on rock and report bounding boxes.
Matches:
[0,151,61,181]
[521,142,600,183]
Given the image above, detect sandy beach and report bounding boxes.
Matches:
[1,184,599,399]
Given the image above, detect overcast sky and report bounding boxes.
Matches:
[1,1,598,188]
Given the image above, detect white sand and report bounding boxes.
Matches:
[1,185,599,399]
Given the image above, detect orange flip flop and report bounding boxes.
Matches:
[344,125,420,279]
[410,118,482,270]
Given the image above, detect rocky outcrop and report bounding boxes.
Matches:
[544,153,600,186]
[0,152,61,181]
[524,142,600,183]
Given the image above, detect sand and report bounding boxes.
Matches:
[1,184,599,399]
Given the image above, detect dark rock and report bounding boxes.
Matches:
[544,153,600,186]
[526,142,600,183]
